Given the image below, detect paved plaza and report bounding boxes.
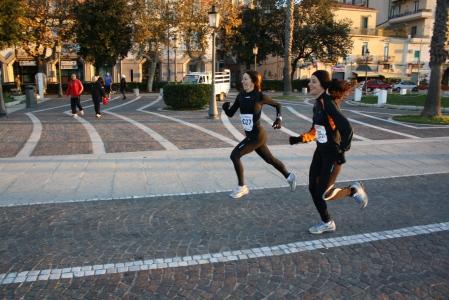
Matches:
[0,93,448,299]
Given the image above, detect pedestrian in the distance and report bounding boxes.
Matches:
[222,70,297,199]
[104,72,112,97]
[66,73,84,117]
[120,74,127,100]
[289,70,368,235]
[91,76,106,119]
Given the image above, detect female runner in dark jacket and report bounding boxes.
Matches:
[289,70,368,234]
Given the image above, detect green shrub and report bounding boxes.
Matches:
[163,84,212,110]
[262,79,309,91]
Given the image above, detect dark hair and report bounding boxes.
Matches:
[97,76,105,86]
[312,70,331,89]
[244,70,263,92]
[328,79,354,102]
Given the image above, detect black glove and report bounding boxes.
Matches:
[222,102,230,111]
[289,135,302,145]
[336,151,346,165]
[272,117,282,129]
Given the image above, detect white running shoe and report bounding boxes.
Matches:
[309,220,336,234]
[79,110,84,116]
[351,181,368,209]
[72,114,78,118]
[287,172,296,192]
[96,114,102,119]
[230,185,249,199]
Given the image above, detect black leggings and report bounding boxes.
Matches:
[93,98,101,115]
[70,96,83,114]
[230,130,289,186]
[308,148,339,223]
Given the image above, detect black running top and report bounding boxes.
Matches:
[223,90,281,135]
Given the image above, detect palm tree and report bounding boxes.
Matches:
[283,0,294,95]
[421,0,448,117]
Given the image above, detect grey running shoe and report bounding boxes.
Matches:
[309,220,336,234]
[79,110,84,116]
[230,185,249,199]
[287,172,296,192]
[96,114,102,119]
[351,181,368,209]
[72,113,78,118]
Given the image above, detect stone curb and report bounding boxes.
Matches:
[348,100,449,113]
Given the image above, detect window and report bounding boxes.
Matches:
[362,42,369,56]
[414,50,421,63]
[384,43,389,61]
[130,69,134,82]
[411,26,417,37]
[362,17,369,29]
[414,0,419,12]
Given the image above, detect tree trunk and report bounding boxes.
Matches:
[422,65,443,116]
[283,0,294,95]
[0,74,7,117]
[290,57,300,84]
[421,0,448,117]
[147,57,158,92]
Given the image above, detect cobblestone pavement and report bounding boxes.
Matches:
[1,93,449,158]
[1,173,449,299]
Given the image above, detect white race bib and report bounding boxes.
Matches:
[240,114,254,131]
[315,124,327,143]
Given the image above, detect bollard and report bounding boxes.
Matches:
[133,88,139,97]
[302,87,308,95]
[377,90,387,105]
[24,85,37,108]
[354,88,362,102]
[400,88,407,95]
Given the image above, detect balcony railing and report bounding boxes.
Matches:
[389,8,432,20]
[378,56,395,63]
[350,28,378,36]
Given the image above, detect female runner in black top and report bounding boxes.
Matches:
[223,70,296,199]
[289,70,368,234]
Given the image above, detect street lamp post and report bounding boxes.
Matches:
[173,36,178,82]
[253,45,258,72]
[55,44,63,97]
[208,5,220,119]
[364,48,370,95]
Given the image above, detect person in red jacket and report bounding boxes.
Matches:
[66,73,84,117]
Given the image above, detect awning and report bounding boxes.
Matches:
[352,71,383,78]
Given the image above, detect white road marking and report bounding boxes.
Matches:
[104,97,178,151]
[15,113,43,158]
[260,112,297,136]
[286,106,371,141]
[62,112,106,155]
[105,110,178,151]
[1,221,447,285]
[138,108,238,147]
[221,111,245,141]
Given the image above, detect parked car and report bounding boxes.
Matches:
[393,81,418,92]
[362,79,392,91]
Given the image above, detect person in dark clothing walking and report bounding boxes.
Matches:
[120,74,127,100]
[222,70,296,199]
[91,76,106,119]
[289,70,368,234]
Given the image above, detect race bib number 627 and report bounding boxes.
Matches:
[240,114,253,131]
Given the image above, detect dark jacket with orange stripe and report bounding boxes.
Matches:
[301,93,353,153]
